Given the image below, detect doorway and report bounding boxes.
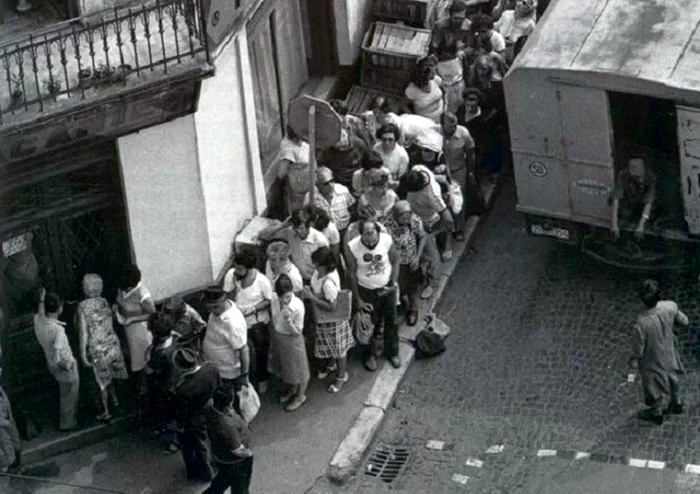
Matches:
[0,141,131,418]
[608,91,684,230]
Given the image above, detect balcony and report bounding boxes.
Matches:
[0,0,213,129]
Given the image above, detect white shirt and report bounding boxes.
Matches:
[282,227,330,281]
[34,314,77,381]
[490,30,507,53]
[372,142,409,183]
[224,271,273,326]
[265,260,304,294]
[203,301,248,379]
[272,295,305,336]
[397,113,443,150]
[348,233,394,290]
[405,78,445,123]
[310,270,342,303]
[322,222,341,246]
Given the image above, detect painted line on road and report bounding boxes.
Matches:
[536,448,679,472]
[685,464,700,475]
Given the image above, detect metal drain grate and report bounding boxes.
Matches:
[364,444,411,484]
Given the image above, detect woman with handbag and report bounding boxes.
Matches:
[271,275,310,412]
[303,247,354,393]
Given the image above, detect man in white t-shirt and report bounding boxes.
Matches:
[223,249,273,393]
[346,220,401,371]
[473,13,507,59]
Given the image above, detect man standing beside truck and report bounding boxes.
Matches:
[609,157,657,240]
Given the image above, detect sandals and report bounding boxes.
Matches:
[96,413,112,424]
[279,391,296,404]
[317,362,338,379]
[328,373,349,393]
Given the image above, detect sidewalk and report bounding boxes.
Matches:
[4,178,501,494]
[325,177,502,484]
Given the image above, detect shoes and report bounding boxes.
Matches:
[285,395,307,412]
[328,373,349,393]
[364,356,378,372]
[388,356,401,369]
[318,362,338,379]
[664,403,684,415]
[279,391,296,404]
[637,408,663,425]
[407,310,418,326]
[420,286,434,300]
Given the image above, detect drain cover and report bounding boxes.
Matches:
[364,444,411,484]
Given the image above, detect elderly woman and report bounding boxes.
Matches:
[383,201,428,325]
[264,240,304,294]
[359,168,399,223]
[277,126,312,216]
[404,56,445,123]
[495,0,536,63]
[78,274,128,423]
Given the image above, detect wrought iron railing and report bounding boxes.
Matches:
[0,0,210,126]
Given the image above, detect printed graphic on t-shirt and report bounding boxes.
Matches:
[363,253,387,277]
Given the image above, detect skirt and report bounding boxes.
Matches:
[314,320,354,360]
[124,321,153,372]
[271,332,310,385]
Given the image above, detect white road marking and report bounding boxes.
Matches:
[465,458,483,468]
[451,473,470,485]
[426,440,445,450]
[537,449,557,457]
[485,445,504,454]
[629,458,647,468]
[646,460,665,470]
[575,452,590,460]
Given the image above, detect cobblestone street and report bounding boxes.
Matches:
[311,177,700,493]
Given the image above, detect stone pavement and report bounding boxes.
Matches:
[308,178,700,493]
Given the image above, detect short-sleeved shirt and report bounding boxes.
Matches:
[372,143,410,183]
[443,125,475,172]
[322,222,341,246]
[490,30,507,53]
[224,271,273,326]
[405,80,445,123]
[279,227,330,281]
[611,168,656,209]
[494,11,536,44]
[310,270,342,303]
[272,294,305,336]
[265,260,304,294]
[383,212,426,265]
[203,301,248,379]
[116,282,152,318]
[305,183,356,231]
[406,165,448,227]
[430,18,473,59]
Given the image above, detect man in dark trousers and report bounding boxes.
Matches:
[630,279,689,425]
[173,348,220,481]
[204,386,254,494]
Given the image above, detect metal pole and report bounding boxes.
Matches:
[308,104,316,205]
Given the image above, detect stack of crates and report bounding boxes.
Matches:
[373,0,432,28]
[360,21,432,96]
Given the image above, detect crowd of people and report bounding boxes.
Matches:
[0,1,544,491]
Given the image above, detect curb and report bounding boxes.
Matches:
[326,178,502,484]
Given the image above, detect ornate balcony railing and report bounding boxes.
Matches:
[0,0,210,127]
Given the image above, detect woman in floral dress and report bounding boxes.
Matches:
[78,274,128,422]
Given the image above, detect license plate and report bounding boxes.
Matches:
[530,224,570,240]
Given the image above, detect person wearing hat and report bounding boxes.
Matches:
[173,347,220,481]
[304,166,356,235]
[204,386,253,493]
[163,296,207,355]
[264,240,303,295]
[201,288,251,395]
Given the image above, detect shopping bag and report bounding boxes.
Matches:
[446,180,463,216]
[237,383,261,424]
[352,308,374,346]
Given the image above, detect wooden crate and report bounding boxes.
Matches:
[344,85,403,116]
[373,0,431,28]
[360,22,431,95]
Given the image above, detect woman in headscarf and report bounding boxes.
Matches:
[382,201,428,326]
[264,240,304,295]
[78,273,128,423]
[404,56,445,123]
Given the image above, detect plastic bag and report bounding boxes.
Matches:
[352,309,374,346]
[446,180,463,216]
[237,383,261,424]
